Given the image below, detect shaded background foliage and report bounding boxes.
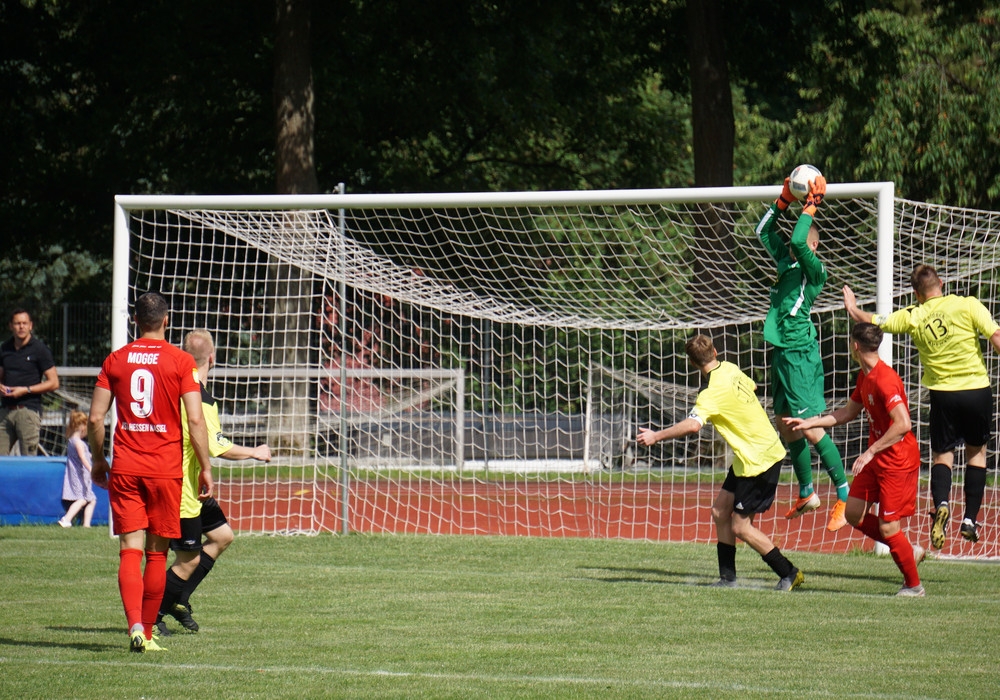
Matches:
[1,0,998,335]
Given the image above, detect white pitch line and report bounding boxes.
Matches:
[0,657,949,700]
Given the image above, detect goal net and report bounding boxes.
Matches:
[112,186,1000,557]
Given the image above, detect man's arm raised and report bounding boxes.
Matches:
[843,285,875,324]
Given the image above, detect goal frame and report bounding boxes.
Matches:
[113,183,898,539]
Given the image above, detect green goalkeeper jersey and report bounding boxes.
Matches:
[757,203,826,349]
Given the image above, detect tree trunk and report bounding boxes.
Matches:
[274,0,319,194]
[687,0,733,188]
[686,0,738,301]
[271,0,318,454]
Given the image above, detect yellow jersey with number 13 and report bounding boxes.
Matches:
[873,294,999,391]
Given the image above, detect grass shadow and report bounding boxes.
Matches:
[0,635,120,653]
[577,563,923,591]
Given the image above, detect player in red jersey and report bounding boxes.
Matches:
[786,323,925,596]
[88,292,214,652]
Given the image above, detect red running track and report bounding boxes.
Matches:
[214,479,929,555]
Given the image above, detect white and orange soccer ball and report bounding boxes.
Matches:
[788,164,823,200]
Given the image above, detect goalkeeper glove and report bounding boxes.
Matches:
[776,178,795,211]
[803,175,827,217]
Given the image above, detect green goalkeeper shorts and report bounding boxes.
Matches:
[771,344,827,418]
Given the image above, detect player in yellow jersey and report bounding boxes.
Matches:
[637,334,802,590]
[845,265,1000,548]
[156,330,272,636]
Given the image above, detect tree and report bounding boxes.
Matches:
[271,0,319,453]
[306,1,702,194]
[777,2,1000,209]
[3,0,1000,330]
[274,0,318,194]
[687,0,734,187]
[0,0,275,315]
[845,5,1000,207]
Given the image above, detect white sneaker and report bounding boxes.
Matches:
[785,492,821,520]
[57,519,71,528]
[896,584,925,597]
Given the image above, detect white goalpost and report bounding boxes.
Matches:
[110,184,1000,558]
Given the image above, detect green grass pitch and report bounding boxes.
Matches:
[2,526,998,699]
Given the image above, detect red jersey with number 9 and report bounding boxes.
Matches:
[95,338,201,478]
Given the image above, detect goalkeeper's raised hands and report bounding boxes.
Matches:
[803,175,826,217]
[776,177,795,211]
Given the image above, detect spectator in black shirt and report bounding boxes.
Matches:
[0,309,59,455]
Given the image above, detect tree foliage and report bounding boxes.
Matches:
[309,0,690,193]
[850,5,1000,206]
[1,0,999,323]
[782,1,1000,208]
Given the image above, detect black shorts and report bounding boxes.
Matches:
[721,461,782,516]
[929,387,993,454]
[170,497,229,552]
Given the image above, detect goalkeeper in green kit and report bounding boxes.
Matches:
[757,173,850,531]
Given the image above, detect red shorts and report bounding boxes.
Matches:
[849,461,918,522]
[108,472,182,538]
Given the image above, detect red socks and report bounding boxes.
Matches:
[853,514,920,588]
[142,550,168,639]
[118,549,144,632]
[884,531,920,588]
[118,548,169,639]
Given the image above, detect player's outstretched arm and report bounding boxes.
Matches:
[756,184,791,262]
[637,418,701,446]
[636,427,662,446]
[802,175,826,218]
[784,400,863,433]
[843,285,875,323]
[220,443,272,462]
[776,177,795,212]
